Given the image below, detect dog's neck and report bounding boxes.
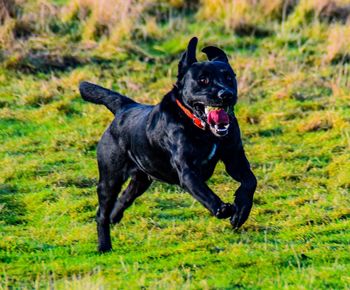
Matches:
[159,85,180,110]
[175,98,205,129]
[160,86,206,130]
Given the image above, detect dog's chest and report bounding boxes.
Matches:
[200,143,217,165]
[190,142,219,181]
[191,141,219,174]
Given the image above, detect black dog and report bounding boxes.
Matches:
[79,37,257,253]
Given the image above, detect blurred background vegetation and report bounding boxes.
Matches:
[1,0,350,67]
[0,0,349,289]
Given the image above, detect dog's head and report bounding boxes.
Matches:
[176,37,237,137]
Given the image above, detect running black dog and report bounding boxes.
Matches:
[79,37,257,253]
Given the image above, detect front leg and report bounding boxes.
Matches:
[172,156,233,219]
[222,146,257,228]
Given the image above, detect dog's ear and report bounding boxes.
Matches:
[177,37,198,80]
[202,46,229,63]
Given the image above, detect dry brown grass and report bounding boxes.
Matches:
[0,17,14,48]
[198,0,297,32]
[325,24,350,64]
[0,0,17,48]
[0,0,156,58]
[316,0,350,22]
[297,111,346,133]
[0,0,58,49]
[62,0,149,46]
[0,0,17,23]
[197,0,350,33]
[286,0,350,30]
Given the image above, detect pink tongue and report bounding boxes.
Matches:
[207,109,229,125]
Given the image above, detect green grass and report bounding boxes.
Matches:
[0,1,350,289]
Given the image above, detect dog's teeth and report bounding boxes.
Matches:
[224,124,230,129]
[207,106,218,112]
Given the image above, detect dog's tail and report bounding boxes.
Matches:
[79,81,136,115]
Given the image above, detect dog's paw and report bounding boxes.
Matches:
[215,203,234,219]
[98,244,112,253]
[230,203,251,229]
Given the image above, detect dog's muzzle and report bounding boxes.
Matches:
[176,98,231,136]
[205,106,230,136]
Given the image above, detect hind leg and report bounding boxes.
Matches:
[110,170,152,224]
[96,174,125,253]
[96,129,128,253]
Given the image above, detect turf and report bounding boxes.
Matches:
[0,0,349,289]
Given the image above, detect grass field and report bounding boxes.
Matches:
[1,0,350,288]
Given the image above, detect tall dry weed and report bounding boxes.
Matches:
[0,0,17,48]
[0,0,59,49]
[0,0,17,23]
[325,24,350,63]
[286,0,350,29]
[62,0,149,45]
[198,0,297,31]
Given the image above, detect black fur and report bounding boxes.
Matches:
[79,37,257,253]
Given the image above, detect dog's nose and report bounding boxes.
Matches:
[218,89,233,100]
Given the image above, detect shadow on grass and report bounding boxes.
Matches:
[156,210,199,222]
[0,184,26,225]
[258,127,283,137]
[54,176,97,188]
[154,198,192,211]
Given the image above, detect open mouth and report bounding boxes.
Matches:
[204,106,230,136]
[189,103,231,136]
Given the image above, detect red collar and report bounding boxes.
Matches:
[176,99,206,130]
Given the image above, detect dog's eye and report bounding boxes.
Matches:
[198,77,209,86]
